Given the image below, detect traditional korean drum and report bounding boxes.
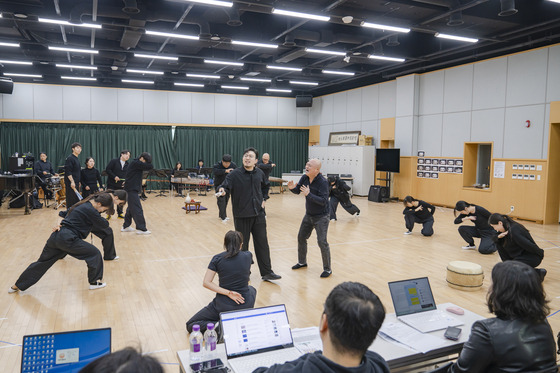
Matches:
[446,261,484,291]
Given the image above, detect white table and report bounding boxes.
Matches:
[177,303,485,372]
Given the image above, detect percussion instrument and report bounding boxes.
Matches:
[446,261,484,291]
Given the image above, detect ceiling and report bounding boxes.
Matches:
[0,0,559,98]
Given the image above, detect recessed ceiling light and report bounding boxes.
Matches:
[435,33,478,43]
[290,80,319,86]
[368,55,405,62]
[14,13,28,19]
[0,59,33,65]
[306,48,346,56]
[56,64,97,70]
[267,65,302,72]
[127,69,165,75]
[267,88,292,93]
[145,30,199,40]
[175,82,204,87]
[39,18,101,29]
[232,40,278,49]
[361,22,410,33]
[184,0,233,8]
[240,77,272,83]
[49,46,99,54]
[122,79,154,84]
[134,53,178,61]
[322,70,355,76]
[186,73,220,79]
[4,73,42,78]
[205,59,244,67]
[61,76,97,81]
[272,9,330,22]
[0,42,20,48]
[221,85,249,90]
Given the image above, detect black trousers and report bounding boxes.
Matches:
[82,185,99,199]
[91,227,117,260]
[15,228,104,290]
[123,191,147,231]
[297,214,331,271]
[498,249,543,268]
[65,181,80,209]
[217,193,230,220]
[405,214,434,236]
[36,177,53,199]
[108,184,125,215]
[329,196,360,220]
[234,213,273,276]
[262,183,271,201]
[458,226,497,254]
[186,286,256,333]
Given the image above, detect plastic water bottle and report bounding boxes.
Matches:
[204,323,218,359]
[190,324,203,362]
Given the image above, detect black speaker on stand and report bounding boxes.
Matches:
[368,185,389,203]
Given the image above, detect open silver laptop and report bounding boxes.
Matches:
[220,304,302,373]
[388,277,463,333]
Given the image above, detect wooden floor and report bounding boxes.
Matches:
[1,190,559,372]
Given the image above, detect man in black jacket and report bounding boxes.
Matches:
[105,150,130,218]
[253,282,390,373]
[213,154,237,222]
[122,152,153,235]
[218,148,281,281]
[59,142,82,217]
[34,152,57,199]
[328,175,360,221]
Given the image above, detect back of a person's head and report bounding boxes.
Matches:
[324,282,385,357]
[140,152,152,164]
[487,261,549,322]
[79,347,163,373]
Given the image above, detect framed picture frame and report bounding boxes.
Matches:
[328,131,361,146]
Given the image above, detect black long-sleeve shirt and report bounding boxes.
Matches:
[213,161,237,191]
[403,200,435,221]
[124,158,154,192]
[62,201,109,239]
[105,158,128,189]
[329,177,351,204]
[64,154,81,185]
[81,167,102,189]
[257,161,273,183]
[494,223,544,259]
[290,173,329,217]
[34,160,54,180]
[220,167,265,218]
[454,205,493,231]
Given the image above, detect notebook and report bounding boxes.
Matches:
[220,305,302,373]
[21,327,111,373]
[388,277,463,333]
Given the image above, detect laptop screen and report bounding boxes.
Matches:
[21,328,111,373]
[388,277,437,317]
[220,305,294,359]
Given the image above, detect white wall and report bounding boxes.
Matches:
[0,84,310,127]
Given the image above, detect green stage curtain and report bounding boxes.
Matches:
[0,122,175,173]
[173,126,309,177]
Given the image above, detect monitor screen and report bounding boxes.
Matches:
[376,148,400,173]
[21,328,111,373]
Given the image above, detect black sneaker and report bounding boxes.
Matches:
[320,270,332,278]
[291,263,307,270]
[262,272,282,281]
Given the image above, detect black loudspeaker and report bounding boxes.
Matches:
[296,95,313,107]
[0,77,14,94]
[368,185,389,202]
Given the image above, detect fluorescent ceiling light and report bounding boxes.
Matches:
[4,73,42,78]
[290,80,319,86]
[205,59,244,66]
[49,46,98,54]
[546,0,560,3]
[134,53,178,61]
[368,55,405,62]
[186,73,220,79]
[240,77,271,83]
[175,82,204,87]
[221,85,249,90]
[127,69,164,75]
[267,88,292,93]
[145,30,199,40]
[232,40,278,49]
[362,22,410,33]
[272,9,330,22]
[39,18,101,29]
[122,79,154,84]
[306,48,346,56]
[185,0,233,7]
[267,65,302,72]
[322,70,355,76]
[435,33,478,43]
[0,42,20,47]
[56,64,97,70]
[0,59,33,65]
[61,76,97,81]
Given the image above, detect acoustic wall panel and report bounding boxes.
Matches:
[63,86,91,121]
[319,94,334,125]
[346,89,362,123]
[506,48,548,107]
[546,45,560,102]
[419,70,444,115]
[472,58,507,110]
[396,74,417,117]
[443,64,473,113]
[0,93,3,118]
[442,112,471,157]
[236,95,258,126]
[278,97,296,126]
[361,84,379,121]
[117,89,143,123]
[309,97,322,125]
[192,93,215,124]
[332,91,347,124]
[361,120,380,147]
[503,104,546,159]
[257,96,278,126]
[418,114,443,157]
[320,124,333,145]
[296,107,310,127]
[395,116,417,157]
[167,91,192,124]
[379,81,396,118]
[214,94,237,125]
[34,85,63,120]
[543,103,550,159]
[143,90,168,123]
[471,108,505,158]
[91,87,118,122]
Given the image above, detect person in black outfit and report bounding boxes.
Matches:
[122,152,154,235]
[253,282,390,373]
[218,148,281,281]
[186,230,257,334]
[34,152,57,199]
[446,261,556,373]
[257,153,276,201]
[171,161,184,197]
[328,175,360,221]
[92,189,127,261]
[213,154,237,222]
[488,213,547,281]
[105,150,130,218]
[196,159,205,174]
[80,347,164,373]
[60,142,82,217]
[453,200,497,254]
[81,157,103,199]
[289,159,332,278]
[8,193,114,293]
[402,196,435,236]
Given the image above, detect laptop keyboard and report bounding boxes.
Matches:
[229,348,301,373]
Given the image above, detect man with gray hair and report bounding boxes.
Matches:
[288,159,332,278]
